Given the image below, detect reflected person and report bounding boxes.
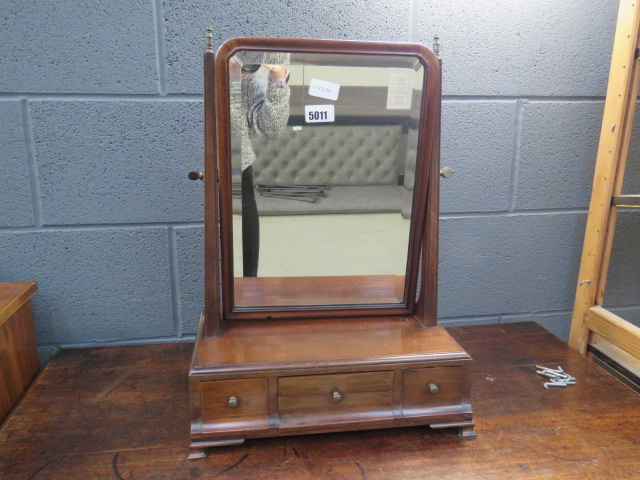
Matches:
[231,55,290,277]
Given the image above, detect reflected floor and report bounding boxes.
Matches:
[232,213,411,278]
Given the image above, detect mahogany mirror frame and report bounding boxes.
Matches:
[203,36,441,335]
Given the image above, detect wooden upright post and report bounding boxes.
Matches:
[203,27,223,337]
[569,1,640,365]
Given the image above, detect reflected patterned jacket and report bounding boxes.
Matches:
[231,66,290,172]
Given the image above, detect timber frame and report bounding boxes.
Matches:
[568,0,640,383]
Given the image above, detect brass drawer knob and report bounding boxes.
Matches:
[228,396,239,408]
[188,170,204,181]
[440,166,455,179]
[332,391,342,403]
[428,383,440,395]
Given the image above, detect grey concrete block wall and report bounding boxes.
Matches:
[438,213,585,319]
[163,0,410,93]
[517,102,604,210]
[440,102,514,213]
[0,0,159,94]
[175,225,204,334]
[0,101,34,226]
[603,211,640,321]
[416,0,618,96]
[0,229,175,344]
[31,101,203,225]
[1,0,637,364]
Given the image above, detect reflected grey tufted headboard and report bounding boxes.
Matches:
[236,123,419,216]
[252,125,403,186]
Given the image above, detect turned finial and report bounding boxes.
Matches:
[206,26,213,52]
[433,34,440,58]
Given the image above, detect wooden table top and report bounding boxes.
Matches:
[193,318,469,374]
[0,281,37,327]
[1,322,638,479]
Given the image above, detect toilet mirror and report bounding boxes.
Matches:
[211,37,439,319]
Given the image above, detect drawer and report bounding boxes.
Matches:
[278,371,393,430]
[402,367,465,417]
[200,378,268,434]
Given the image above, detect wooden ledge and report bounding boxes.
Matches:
[192,316,470,375]
[0,281,38,327]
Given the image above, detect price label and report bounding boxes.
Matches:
[305,105,335,123]
[386,71,413,110]
[308,78,340,101]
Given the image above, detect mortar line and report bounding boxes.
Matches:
[408,0,418,42]
[0,209,594,234]
[508,100,524,212]
[168,227,183,337]
[0,92,610,103]
[440,208,588,220]
[500,309,574,319]
[38,305,639,349]
[151,0,169,96]
[0,221,203,233]
[439,308,577,324]
[21,99,44,228]
[0,93,202,101]
[442,95,606,103]
[595,304,640,313]
[47,334,196,350]
[439,314,502,323]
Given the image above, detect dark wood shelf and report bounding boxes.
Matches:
[192,317,469,374]
[2,323,639,479]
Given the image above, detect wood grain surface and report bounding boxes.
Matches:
[212,37,440,324]
[0,281,39,424]
[402,366,465,417]
[277,371,394,429]
[233,275,405,308]
[1,322,639,479]
[201,378,269,433]
[192,317,469,374]
[0,281,38,327]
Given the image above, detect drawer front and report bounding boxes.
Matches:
[278,371,393,430]
[402,367,465,417]
[200,378,268,434]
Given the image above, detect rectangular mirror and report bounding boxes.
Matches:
[214,38,437,318]
[191,37,476,458]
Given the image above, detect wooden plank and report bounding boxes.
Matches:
[586,306,640,360]
[0,281,39,424]
[569,0,640,353]
[590,333,640,378]
[595,54,640,305]
[234,275,405,308]
[203,46,222,337]
[192,317,468,374]
[0,298,39,424]
[415,58,442,327]
[2,323,640,479]
[0,281,38,328]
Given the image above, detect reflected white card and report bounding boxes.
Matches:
[309,78,340,101]
[386,71,413,110]
[305,105,335,123]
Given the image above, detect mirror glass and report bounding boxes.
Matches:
[227,49,425,308]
